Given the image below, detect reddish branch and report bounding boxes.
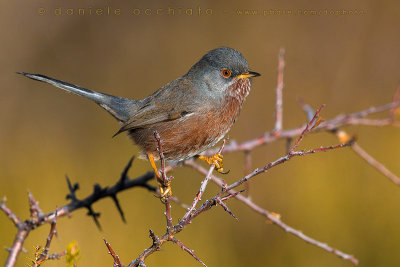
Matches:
[106,136,241,266]
[116,105,356,266]
[185,161,358,264]
[34,212,66,266]
[127,133,219,266]
[154,131,174,233]
[182,140,226,221]
[1,159,156,267]
[104,239,123,267]
[205,100,399,157]
[3,49,400,267]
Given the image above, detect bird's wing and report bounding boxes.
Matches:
[114,103,193,136]
[113,77,196,136]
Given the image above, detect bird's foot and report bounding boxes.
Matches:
[158,181,172,202]
[198,153,229,174]
[148,152,173,202]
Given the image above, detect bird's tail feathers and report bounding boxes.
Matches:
[18,72,137,123]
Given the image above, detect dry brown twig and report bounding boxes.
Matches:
[1,160,157,267]
[3,48,400,266]
[104,104,357,266]
[31,211,67,266]
[273,48,285,133]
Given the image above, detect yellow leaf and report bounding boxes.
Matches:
[66,241,80,267]
[266,212,281,224]
[336,130,351,143]
[270,212,281,219]
[311,117,325,130]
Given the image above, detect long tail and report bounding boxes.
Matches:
[18,72,137,123]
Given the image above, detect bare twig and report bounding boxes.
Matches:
[185,161,359,265]
[34,211,66,266]
[6,49,400,267]
[172,237,206,266]
[1,197,22,227]
[5,229,30,267]
[274,48,285,133]
[28,192,44,222]
[205,101,400,156]
[2,158,156,266]
[306,101,400,187]
[104,239,124,267]
[226,106,346,191]
[129,139,233,266]
[154,131,174,232]
[243,150,252,196]
[351,143,400,185]
[289,105,325,154]
[389,85,400,121]
[182,140,226,221]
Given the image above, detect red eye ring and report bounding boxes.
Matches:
[221,68,232,78]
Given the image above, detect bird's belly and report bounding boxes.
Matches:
[128,106,238,161]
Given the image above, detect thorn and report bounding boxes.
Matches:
[28,191,43,219]
[149,229,161,247]
[216,198,238,220]
[87,207,102,231]
[119,156,135,185]
[104,239,123,267]
[94,184,103,194]
[221,180,227,191]
[297,97,315,121]
[220,190,245,202]
[65,175,79,201]
[172,237,207,266]
[286,137,292,154]
[111,195,126,223]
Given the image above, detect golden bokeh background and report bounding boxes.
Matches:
[1,0,400,266]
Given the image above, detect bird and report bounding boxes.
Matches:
[18,47,260,198]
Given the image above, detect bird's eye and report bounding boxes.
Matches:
[221,68,232,79]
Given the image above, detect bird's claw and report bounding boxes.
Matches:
[198,153,229,174]
[158,182,172,202]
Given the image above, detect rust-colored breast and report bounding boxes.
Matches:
[128,78,251,161]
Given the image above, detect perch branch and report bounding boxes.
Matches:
[273,48,285,133]
[184,161,358,265]
[2,158,156,267]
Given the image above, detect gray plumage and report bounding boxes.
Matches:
[18,47,260,160]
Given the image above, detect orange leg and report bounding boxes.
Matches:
[147,152,172,199]
[148,152,161,180]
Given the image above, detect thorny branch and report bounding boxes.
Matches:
[119,49,398,265]
[2,158,156,267]
[204,100,400,157]
[154,131,173,233]
[32,212,67,266]
[184,160,359,264]
[3,49,400,266]
[127,133,218,267]
[182,140,226,221]
[106,104,357,266]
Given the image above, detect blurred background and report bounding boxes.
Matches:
[1,0,400,266]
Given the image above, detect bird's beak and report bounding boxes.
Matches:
[234,71,261,79]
